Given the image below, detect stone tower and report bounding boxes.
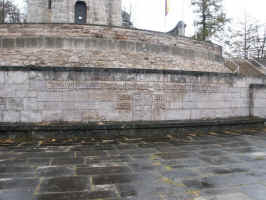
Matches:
[27,0,122,26]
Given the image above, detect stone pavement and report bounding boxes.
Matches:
[1,127,266,200]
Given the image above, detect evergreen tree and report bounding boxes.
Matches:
[122,10,133,28]
[191,0,229,41]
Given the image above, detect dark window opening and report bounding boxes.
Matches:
[48,0,52,9]
[75,1,87,24]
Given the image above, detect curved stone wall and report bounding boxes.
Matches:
[0,66,264,123]
[0,24,229,73]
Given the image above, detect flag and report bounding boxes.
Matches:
[165,0,170,16]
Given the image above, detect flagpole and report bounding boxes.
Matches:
[164,0,167,32]
[164,14,166,32]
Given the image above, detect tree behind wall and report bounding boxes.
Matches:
[122,10,133,28]
[0,0,23,23]
[227,15,266,60]
[191,0,229,41]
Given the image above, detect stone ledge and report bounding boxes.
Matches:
[0,23,221,51]
[250,84,266,89]
[0,37,224,64]
[0,65,255,78]
[0,117,264,132]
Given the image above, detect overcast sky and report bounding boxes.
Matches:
[122,0,266,35]
[12,0,266,36]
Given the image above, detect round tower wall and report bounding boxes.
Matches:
[0,24,228,73]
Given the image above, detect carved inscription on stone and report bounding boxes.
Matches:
[47,81,78,89]
[152,94,166,110]
[133,93,152,120]
[46,81,191,92]
[116,94,131,111]
[152,94,166,120]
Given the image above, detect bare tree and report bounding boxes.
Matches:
[0,0,25,23]
[250,25,266,60]
[227,14,259,59]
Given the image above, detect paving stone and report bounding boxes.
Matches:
[238,155,266,162]
[116,184,137,197]
[0,167,35,173]
[0,159,28,166]
[163,158,204,168]
[0,173,36,178]
[35,191,90,200]
[129,163,156,172]
[86,190,118,199]
[224,147,258,153]
[199,155,240,165]
[161,168,198,180]
[200,167,249,175]
[0,153,22,160]
[87,155,131,164]
[36,190,117,200]
[75,150,107,157]
[156,152,194,160]
[119,148,156,155]
[92,174,138,185]
[199,187,240,197]
[183,174,258,190]
[51,158,84,165]
[27,158,51,166]
[198,150,226,156]
[39,176,89,193]
[77,166,132,175]
[36,166,75,177]
[0,178,39,190]
[239,184,266,200]
[199,193,252,200]
[1,126,266,200]
[22,152,74,159]
[0,190,33,200]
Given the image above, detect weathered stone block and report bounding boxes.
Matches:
[7,71,28,84]
[0,72,4,83]
[24,98,39,110]
[42,111,63,122]
[7,98,24,111]
[16,38,25,48]
[29,81,47,90]
[136,42,150,52]
[3,111,20,122]
[0,97,7,110]
[73,38,85,49]
[21,111,41,122]
[55,38,64,48]
[2,38,15,48]
[44,37,56,48]
[163,110,191,120]
[63,38,73,48]
[62,111,82,122]
[25,37,39,48]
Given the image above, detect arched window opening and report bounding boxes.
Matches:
[75,1,87,24]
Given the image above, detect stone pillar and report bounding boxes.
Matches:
[110,0,122,26]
